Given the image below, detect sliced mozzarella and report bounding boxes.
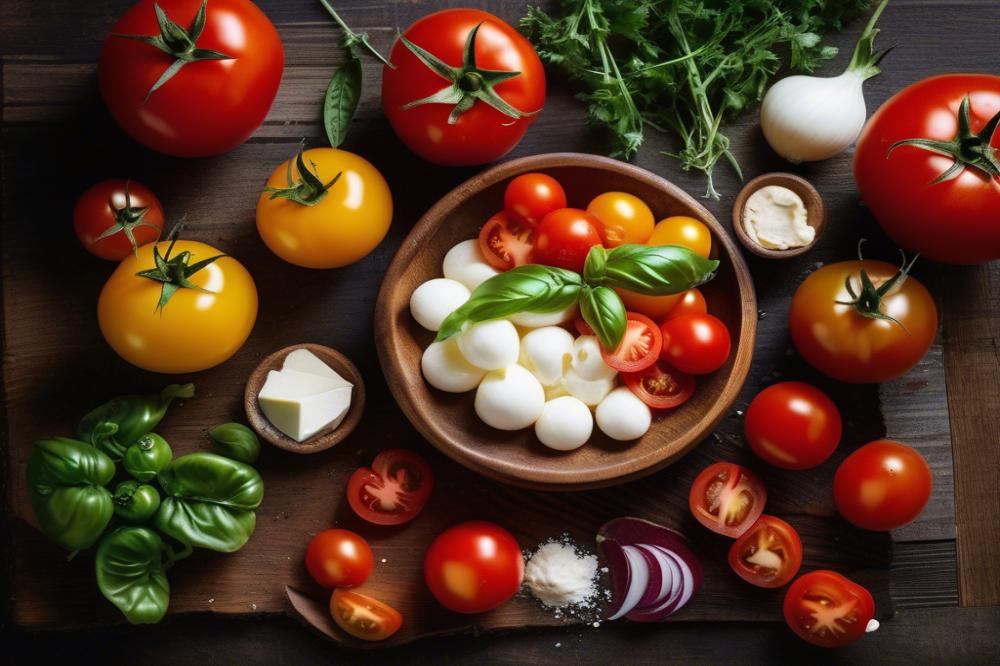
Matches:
[421,338,486,393]
[509,304,579,328]
[409,278,470,331]
[520,326,574,386]
[572,336,617,382]
[563,367,616,406]
[457,319,519,370]
[258,370,352,442]
[608,545,650,620]
[475,365,545,430]
[596,387,652,441]
[534,396,593,451]
[442,239,500,291]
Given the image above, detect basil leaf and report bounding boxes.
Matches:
[597,244,719,296]
[583,245,608,283]
[95,527,170,625]
[579,285,627,350]
[437,265,583,341]
[323,50,361,148]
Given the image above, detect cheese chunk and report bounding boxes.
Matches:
[282,349,353,388]
[258,369,353,442]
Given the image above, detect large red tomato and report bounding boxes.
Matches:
[381,9,545,166]
[98,0,284,157]
[854,74,1000,264]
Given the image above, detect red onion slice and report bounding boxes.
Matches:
[635,543,674,608]
[635,544,664,608]
[608,545,649,620]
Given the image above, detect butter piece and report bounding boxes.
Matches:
[743,185,814,250]
[258,369,353,442]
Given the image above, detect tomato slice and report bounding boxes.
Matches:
[689,462,767,538]
[347,449,434,525]
[622,360,695,409]
[576,312,662,372]
[478,211,533,271]
[783,570,876,648]
[728,515,802,588]
[329,589,403,642]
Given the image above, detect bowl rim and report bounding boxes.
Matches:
[375,152,757,490]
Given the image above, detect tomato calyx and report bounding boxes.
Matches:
[136,227,226,313]
[398,22,539,125]
[96,180,162,256]
[263,144,342,207]
[317,0,393,67]
[888,94,1000,183]
[111,0,235,100]
[835,241,918,329]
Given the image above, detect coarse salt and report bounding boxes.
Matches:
[524,541,599,608]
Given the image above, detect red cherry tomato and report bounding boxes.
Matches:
[478,212,533,271]
[660,313,731,375]
[576,312,662,372]
[98,0,283,157]
[661,288,707,322]
[744,382,842,470]
[503,173,566,227]
[532,208,604,273]
[784,570,875,648]
[329,589,403,642]
[423,521,523,613]
[347,449,434,526]
[728,515,803,588]
[622,360,695,409]
[305,529,373,590]
[74,179,164,261]
[689,462,767,538]
[833,440,932,531]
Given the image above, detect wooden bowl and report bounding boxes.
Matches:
[375,153,756,490]
[731,172,825,259]
[244,343,365,454]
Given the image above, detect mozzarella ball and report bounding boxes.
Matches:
[563,368,616,406]
[596,387,652,441]
[442,239,500,291]
[509,304,579,328]
[520,327,574,386]
[421,338,486,393]
[409,278,470,331]
[457,319,520,370]
[535,396,593,451]
[572,336,617,381]
[475,365,545,430]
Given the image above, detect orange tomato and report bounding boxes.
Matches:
[662,288,707,322]
[615,289,681,319]
[586,191,654,247]
[648,216,712,258]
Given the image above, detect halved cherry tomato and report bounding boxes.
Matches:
[660,313,731,375]
[330,589,403,642]
[305,529,373,589]
[478,212,533,271]
[346,449,434,526]
[531,208,604,273]
[784,570,875,648]
[728,515,803,588]
[833,440,932,531]
[662,288,707,322]
[503,173,566,227]
[744,382,842,470]
[586,191,654,247]
[622,360,695,409]
[576,312,662,372]
[689,462,767,538]
[424,521,523,613]
[648,215,712,258]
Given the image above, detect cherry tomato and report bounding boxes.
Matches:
[503,173,566,227]
[689,462,767,538]
[347,449,434,526]
[98,0,283,157]
[789,259,937,383]
[744,382,842,470]
[424,521,523,613]
[661,288,707,322]
[622,360,695,409]
[833,440,932,531]
[305,529,373,590]
[660,313,731,375]
[577,312,662,372]
[784,570,875,648]
[532,208,604,273]
[728,515,803,588]
[329,589,403,642]
[74,180,164,261]
[647,216,712,258]
[478,212,533,271]
[381,9,545,166]
[615,290,680,319]
[586,191,654,247]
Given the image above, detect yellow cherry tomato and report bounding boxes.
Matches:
[98,240,258,373]
[648,216,712,258]
[256,148,392,269]
[586,192,654,247]
[615,289,681,319]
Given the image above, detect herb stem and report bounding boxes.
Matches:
[316,0,393,67]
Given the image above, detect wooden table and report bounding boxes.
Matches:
[3,0,998,661]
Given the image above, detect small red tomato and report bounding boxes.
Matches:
[347,449,434,526]
[329,589,403,642]
[744,382,842,470]
[834,440,932,531]
[74,179,164,261]
[784,570,875,648]
[576,312,662,372]
[728,515,803,588]
[661,288,707,322]
[660,313,731,375]
[503,173,566,227]
[531,208,604,273]
[424,521,523,614]
[305,529,374,589]
[622,360,695,409]
[689,462,767,538]
[478,212,534,271]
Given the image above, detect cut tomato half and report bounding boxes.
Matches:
[347,449,434,526]
[478,211,533,271]
[576,312,662,373]
[329,589,403,642]
[783,570,876,648]
[622,360,695,409]
[689,462,767,538]
[728,515,802,588]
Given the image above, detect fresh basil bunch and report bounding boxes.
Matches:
[438,244,718,349]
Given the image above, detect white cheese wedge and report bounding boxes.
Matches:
[282,349,354,388]
[258,369,353,442]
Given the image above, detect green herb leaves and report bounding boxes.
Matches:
[324,52,362,148]
[96,527,171,625]
[588,244,719,296]
[579,285,626,350]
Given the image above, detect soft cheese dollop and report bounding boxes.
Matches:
[742,185,814,250]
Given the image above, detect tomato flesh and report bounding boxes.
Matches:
[744,382,842,470]
[622,360,694,409]
[424,521,523,614]
[478,212,534,271]
[531,208,604,273]
[305,529,373,589]
[689,462,766,538]
[784,570,875,648]
[347,449,434,526]
[660,313,731,375]
[330,589,403,642]
[833,440,932,531]
[728,515,802,588]
[504,173,566,227]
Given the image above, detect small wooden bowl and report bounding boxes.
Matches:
[375,153,757,491]
[244,343,365,454]
[732,172,825,259]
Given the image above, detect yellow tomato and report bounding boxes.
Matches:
[648,216,712,258]
[586,192,654,247]
[98,240,258,373]
[615,289,681,319]
[256,148,392,269]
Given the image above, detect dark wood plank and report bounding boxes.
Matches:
[891,541,959,609]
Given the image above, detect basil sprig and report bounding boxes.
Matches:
[436,243,719,349]
[323,52,361,148]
